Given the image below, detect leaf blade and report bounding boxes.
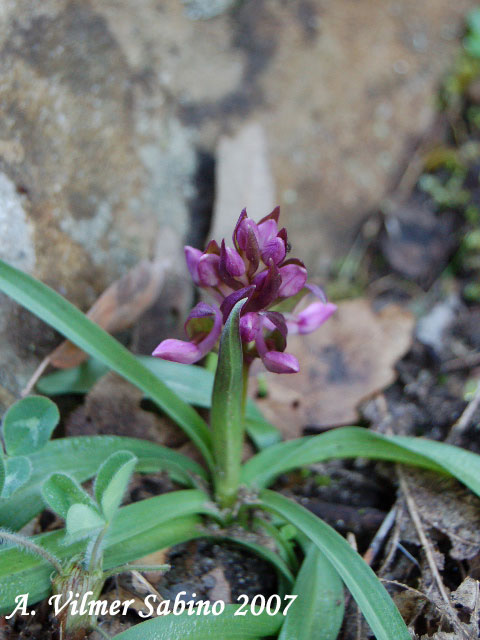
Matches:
[279,545,344,640]
[0,259,214,469]
[260,490,410,640]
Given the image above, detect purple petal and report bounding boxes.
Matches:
[244,225,260,276]
[184,246,202,285]
[262,311,287,340]
[152,339,202,364]
[288,301,337,335]
[237,218,260,252]
[220,286,255,322]
[257,219,278,248]
[305,283,327,303]
[262,351,299,374]
[278,264,308,298]
[258,206,280,225]
[154,303,222,364]
[233,208,248,250]
[219,240,245,290]
[240,312,261,343]
[261,236,286,265]
[248,260,282,312]
[197,253,220,287]
[225,246,246,277]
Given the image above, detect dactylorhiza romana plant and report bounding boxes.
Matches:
[152,208,337,509]
[3,208,480,639]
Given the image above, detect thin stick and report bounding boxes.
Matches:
[448,380,480,441]
[398,468,469,640]
[21,356,50,397]
[363,506,397,566]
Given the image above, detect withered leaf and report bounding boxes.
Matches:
[254,299,414,438]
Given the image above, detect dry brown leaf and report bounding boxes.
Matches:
[398,469,480,561]
[253,299,414,438]
[50,260,167,368]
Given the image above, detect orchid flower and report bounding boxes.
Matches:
[153,208,336,374]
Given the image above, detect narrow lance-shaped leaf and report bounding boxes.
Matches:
[94,451,137,521]
[2,396,59,456]
[0,259,214,470]
[259,490,410,640]
[242,426,480,499]
[211,298,246,508]
[279,544,344,640]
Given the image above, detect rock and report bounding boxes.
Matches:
[0,0,199,406]
[211,122,276,242]
[182,0,237,20]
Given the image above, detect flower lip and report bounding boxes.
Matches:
[278,263,308,298]
[262,350,300,374]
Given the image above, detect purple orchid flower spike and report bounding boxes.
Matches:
[153,208,336,373]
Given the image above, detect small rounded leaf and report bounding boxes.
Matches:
[3,396,59,456]
[2,457,32,499]
[65,504,105,542]
[42,473,95,520]
[94,451,137,521]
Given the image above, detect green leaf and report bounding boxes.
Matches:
[0,490,213,613]
[42,473,96,520]
[94,451,137,521]
[36,358,110,395]
[111,604,283,640]
[2,457,31,499]
[0,457,4,497]
[0,435,207,530]
[2,396,59,456]
[259,490,410,640]
[65,503,105,540]
[242,426,480,498]
[211,299,245,508]
[36,356,281,450]
[0,259,214,469]
[279,545,344,640]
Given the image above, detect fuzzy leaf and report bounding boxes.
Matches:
[94,451,137,521]
[65,503,105,541]
[42,473,95,520]
[3,396,59,456]
[2,457,32,499]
